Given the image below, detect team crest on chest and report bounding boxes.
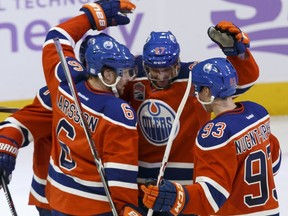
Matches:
[137,99,180,146]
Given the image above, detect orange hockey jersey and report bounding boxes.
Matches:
[123,50,259,199]
[1,86,52,210]
[182,101,281,215]
[42,15,139,215]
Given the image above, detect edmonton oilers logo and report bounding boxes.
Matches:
[137,99,180,146]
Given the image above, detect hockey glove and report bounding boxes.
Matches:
[141,179,189,216]
[80,0,136,31]
[121,203,145,216]
[208,20,250,56]
[0,137,18,186]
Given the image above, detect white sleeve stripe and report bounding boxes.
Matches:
[198,181,219,212]
[108,181,138,190]
[196,176,230,198]
[52,27,76,48]
[50,158,103,187]
[104,162,138,171]
[3,117,33,143]
[43,26,76,48]
[272,149,281,168]
[30,187,49,204]
[47,175,108,202]
[138,161,194,169]
[0,121,22,131]
[33,174,47,185]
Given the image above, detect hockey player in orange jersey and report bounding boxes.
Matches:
[1,0,145,215]
[41,0,144,215]
[0,8,260,216]
[0,86,53,215]
[121,22,259,215]
[141,57,281,215]
[1,23,259,216]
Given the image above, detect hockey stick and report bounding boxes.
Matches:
[1,174,18,216]
[53,38,118,216]
[147,71,192,216]
[0,107,19,113]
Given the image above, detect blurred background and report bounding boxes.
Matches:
[1,0,288,114]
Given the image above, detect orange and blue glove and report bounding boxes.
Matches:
[208,20,250,56]
[141,179,189,216]
[80,0,136,31]
[0,137,18,187]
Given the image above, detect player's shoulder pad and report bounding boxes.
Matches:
[197,118,231,149]
[177,61,197,79]
[38,86,52,109]
[103,97,137,127]
[57,57,88,84]
[241,101,268,115]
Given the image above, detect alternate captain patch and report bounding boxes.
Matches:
[133,82,145,101]
[137,99,179,146]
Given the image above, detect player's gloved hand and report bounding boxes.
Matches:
[208,20,250,56]
[121,203,145,216]
[141,179,189,215]
[0,137,18,187]
[80,0,136,31]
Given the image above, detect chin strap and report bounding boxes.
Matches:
[195,93,215,105]
[98,73,121,97]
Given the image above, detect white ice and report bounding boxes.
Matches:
[1,116,287,216]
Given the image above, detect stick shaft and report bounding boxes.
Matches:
[0,107,19,113]
[147,71,192,216]
[1,175,18,216]
[53,38,118,216]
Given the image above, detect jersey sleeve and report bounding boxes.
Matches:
[182,121,237,215]
[269,133,282,175]
[227,49,259,96]
[6,86,52,147]
[0,122,25,150]
[42,14,90,96]
[183,103,280,215]
[101,99,139,210]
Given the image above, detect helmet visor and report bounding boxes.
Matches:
[116,65,138,81]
